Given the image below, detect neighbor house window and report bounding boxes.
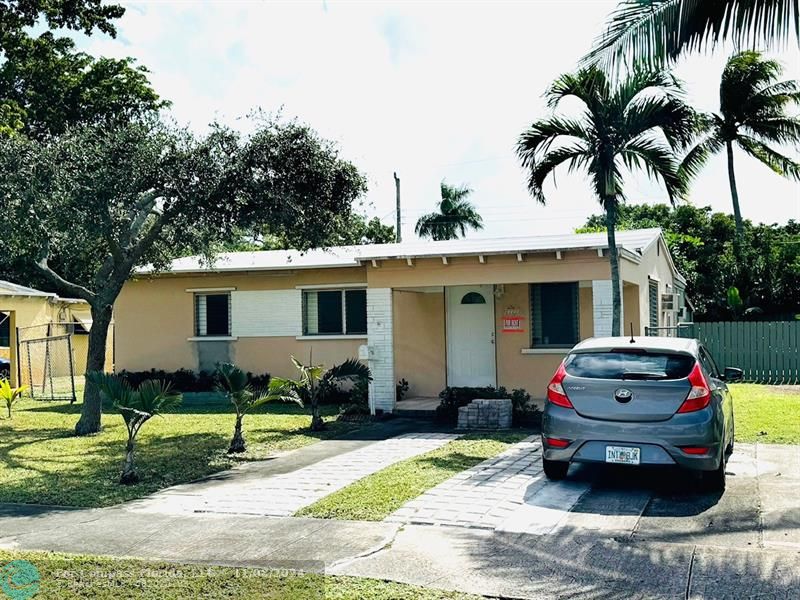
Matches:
[194,293,231,336]
[0,313,9,347]
[530,282,579,348]
[303,289,367,335]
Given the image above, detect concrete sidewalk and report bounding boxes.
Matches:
[1,504,798,599]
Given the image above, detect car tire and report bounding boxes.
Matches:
[543,458,569,481]
[702,456,727,492]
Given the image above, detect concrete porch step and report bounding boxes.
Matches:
[393,396,439,417]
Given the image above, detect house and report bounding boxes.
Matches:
[0,280,112,386]
[115,228,686,412]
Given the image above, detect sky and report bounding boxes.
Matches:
[75,0,800,240]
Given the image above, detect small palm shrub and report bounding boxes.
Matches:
[216,363,292,454]
[87,372,182,484]
[269,357,372,431]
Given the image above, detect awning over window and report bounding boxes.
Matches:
[71,310,93,332]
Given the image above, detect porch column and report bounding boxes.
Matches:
[367,288,394,413]
[592,280,624,337]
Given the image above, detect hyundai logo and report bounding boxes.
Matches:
[614,388,633,403]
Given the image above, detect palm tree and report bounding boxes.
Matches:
[681,51,800,253]
[517,67,694,336]
[216,363,296,454]
[267,356,371,431]
[87,373,182,484]
[415,182,484,241]
[584,0,799,72]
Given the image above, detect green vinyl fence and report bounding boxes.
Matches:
[648,321,800,384]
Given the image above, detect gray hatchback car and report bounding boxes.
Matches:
[541,336,742,490]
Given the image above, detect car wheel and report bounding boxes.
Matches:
[702,457,726,492]
[543,458,569,481]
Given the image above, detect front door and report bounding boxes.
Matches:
[446,285,496,387]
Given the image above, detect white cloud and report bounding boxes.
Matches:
[77,0,800,237]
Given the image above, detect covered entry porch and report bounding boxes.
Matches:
[384,280,642,411]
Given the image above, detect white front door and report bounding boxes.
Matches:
[446,285,496,387]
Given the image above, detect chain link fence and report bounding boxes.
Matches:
[16,322,103,402]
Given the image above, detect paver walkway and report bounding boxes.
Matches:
[386,435,561,530]
[128,432,459,517]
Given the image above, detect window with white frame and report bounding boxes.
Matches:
[302,289,367,335]
[194,293,231,337]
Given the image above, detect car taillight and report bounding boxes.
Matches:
[544,437,571,448]
[547,362,574,409]
[677,363,711,413]
[679,446,710,455]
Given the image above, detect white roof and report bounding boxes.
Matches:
[147,228,664,275]
[0,280,55,297]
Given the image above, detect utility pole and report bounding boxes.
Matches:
[393,171,401,243]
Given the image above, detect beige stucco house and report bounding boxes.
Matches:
[115,228,687,412]
[0,280,112,386]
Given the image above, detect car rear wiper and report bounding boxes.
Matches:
[621,371,668,380]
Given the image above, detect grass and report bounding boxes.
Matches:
[730,383,800,444]
[0,395,362,507]
[296,431,529,521]
[0,550,480,599]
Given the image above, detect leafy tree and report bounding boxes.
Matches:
[1,1,164,138]
[1,33,167,139]
[517,67,694,335]
[87,372,182,484]
[268,356,372,431]
[580,203,800,320]
[0,378,27,418]
[415,182,484,241]
[680,51,800,253]
[224,213,395,252]
[0,0,124,41]
[585,0,800,72]
[215,363,298,454]
[0,117,368,435]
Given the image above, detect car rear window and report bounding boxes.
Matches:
[564,351,695,380]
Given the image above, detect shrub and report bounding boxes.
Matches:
[396,378,409,402]
[435,386,540,428]
[118,369,270,393]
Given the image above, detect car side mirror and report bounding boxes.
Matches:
[723,367,743,382]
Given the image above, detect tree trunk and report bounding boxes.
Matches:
[228,413,246,453]
[75,303,113,436]
[310,397,325,432]
[119,439,138,485]
[726,141,744,260]
[605,201,622,337]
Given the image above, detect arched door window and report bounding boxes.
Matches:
[460,292,486,305]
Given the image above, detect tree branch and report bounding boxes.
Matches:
[34,243,96,303]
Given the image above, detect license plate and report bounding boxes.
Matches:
[605,446,640,465]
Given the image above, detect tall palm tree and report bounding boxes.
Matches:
[681,51,800,252]
[585,0,799,72]
[517,67,694,336]
[415,182,484,241]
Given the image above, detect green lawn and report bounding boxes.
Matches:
[730,383,800,444]
[296,432,529,521]
[0,550,479,599]
[0,395,361,507]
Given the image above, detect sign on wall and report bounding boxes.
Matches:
[502,306,525,333]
